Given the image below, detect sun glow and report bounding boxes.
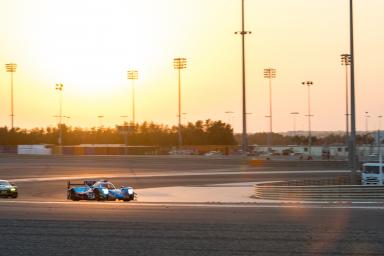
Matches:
[1,0,189,127]
[30,1,165,94]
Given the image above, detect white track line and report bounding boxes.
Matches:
[0,199,383,210]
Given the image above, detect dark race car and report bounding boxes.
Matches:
[67,180,136,201]
[0,180,18,198]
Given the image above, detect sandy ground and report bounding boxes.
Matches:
[137,185,256,203]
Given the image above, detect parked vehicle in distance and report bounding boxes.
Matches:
[0,180,18,198]
[361,162,384,185]
[366,153,380,162]
[282,149,293,156]
[258,152,273,159]
[291,152,304,157]
[168,149,197,155]
[204,151,223,156]
[67,180,136,201]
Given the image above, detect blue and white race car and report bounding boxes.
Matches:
[67,180,136,201]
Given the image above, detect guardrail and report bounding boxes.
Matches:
[249,159,351,169]
[254,176,384,201]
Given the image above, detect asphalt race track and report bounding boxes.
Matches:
[0,155,383,255]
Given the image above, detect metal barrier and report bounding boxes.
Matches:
[254,177,384,201]
[249,159,351,169]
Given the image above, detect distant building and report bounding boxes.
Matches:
[250,144,382,159]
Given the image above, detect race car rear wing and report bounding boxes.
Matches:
[67,180,102,189]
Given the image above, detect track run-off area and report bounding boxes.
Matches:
[1,155,384,255]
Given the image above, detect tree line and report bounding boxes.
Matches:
[0,120,236,146]
[0,121,378,146]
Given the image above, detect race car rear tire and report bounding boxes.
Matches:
[69,189,79,201]
[94,189,102,201]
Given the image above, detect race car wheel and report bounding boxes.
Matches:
[123,195,135,201]
[94,189,101,201]
[11,194,18,199]
[69,189,79,201]
[67,190,71,199]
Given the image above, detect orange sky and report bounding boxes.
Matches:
[0,0,383,132]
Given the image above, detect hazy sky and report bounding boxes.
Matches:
[0,0,383,132]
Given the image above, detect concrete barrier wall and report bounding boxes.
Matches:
[17,145,52,155]
[254,177,384,201]
[0,145,17,154]
[56,146,161,155]
[249,159,350,169]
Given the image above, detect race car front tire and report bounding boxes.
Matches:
[123,195,135,201]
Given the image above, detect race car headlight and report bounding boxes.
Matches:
[102,188,109,195]
[10,187,16,192]
[127,188,134,195]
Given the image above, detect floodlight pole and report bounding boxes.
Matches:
[290,112,300,136]
[349,0,357,183]
[127,70,139,124]
[97,115,104,129]
[365,112,370,133]
[120,115,129,155]
[341,54,351,148]
[379,116,383,177]
[235,0,251,153]
[173,58,187,150]
[264,68,276,147]
[302,81,314,156]
[378,116,382,155]
[55,83,64,146]
[5,63,17,129]
[225,111,234,128]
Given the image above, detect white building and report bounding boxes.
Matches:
[251,144,383,159]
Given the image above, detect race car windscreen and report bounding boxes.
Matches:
[96,182,116,189]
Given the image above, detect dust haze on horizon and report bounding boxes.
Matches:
[0,0,383,133]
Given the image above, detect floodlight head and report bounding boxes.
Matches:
[302,81,313,86]
[173,58,187,69]
[5,63,17,72]
[341,54,351,66]
[264,68,276,79]
[55,83,63,91]
[127,70,139,80]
